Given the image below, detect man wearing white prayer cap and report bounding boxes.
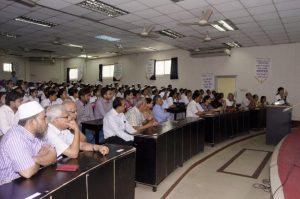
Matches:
[0,101,57,185]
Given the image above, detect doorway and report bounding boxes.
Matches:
[216,76,237,98]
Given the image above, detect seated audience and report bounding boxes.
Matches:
[124,90,134,112]
[76,88,95,143]
[153,95,170,123]
[0,91,6,107]
[225,93,236,109]
[180,90,192,105]
[94,87,113,120]
[68,87,79,102]
[41,90,59,108]
[242,92,256,109]
[257,96,269,108]
[103,97,136,145]
[201,95,216,112]
[143,98,156,122]
[46,105,109,158]
[167,90,177,108]
[62,100,86,142]
[56,88,70,104]
[275,87,288,104]
[125,98,158,131]
[186,91,205,117]
[0,91,23,135]
[23,87,39,103]
[0,101,57,185]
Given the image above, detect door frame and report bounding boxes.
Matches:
[215,75,237,96]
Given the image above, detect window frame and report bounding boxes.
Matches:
[102,64,115,79]
[3,63,13,72]
[69,68,78,81]
[155,59,171,76]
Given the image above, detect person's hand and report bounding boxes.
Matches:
[38,144,52,156]
[97,145,109,156]
[151,121,158,127]
[66,120,80,132]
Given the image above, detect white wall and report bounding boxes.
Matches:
[0,55,29,81]
[29,59,65,82]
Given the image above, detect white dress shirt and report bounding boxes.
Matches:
[180,94,189,105]
[103,109,136,142]
[225,99,234,107]
[46,123,74,157]
[186,100,204,117]
[0,105,19,136]
[41,99,60,108]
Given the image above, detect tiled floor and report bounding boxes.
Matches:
[135,131,274,199]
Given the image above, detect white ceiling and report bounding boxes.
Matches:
[0,0,300,58]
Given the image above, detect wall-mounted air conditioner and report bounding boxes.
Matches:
[28,57,56,64]
[190,48,231,58]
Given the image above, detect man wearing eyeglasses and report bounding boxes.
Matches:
[46,104,109,158]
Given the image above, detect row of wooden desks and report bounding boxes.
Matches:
[0,144,136,199]
[134,118,205,191]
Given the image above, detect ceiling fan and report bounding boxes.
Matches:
[137,24,159,38]
[179,9,216,26]
[189,32,229,42]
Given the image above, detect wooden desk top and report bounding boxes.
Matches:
[0,144,135,199]
[133,118,203,139]
[81,119,103,126]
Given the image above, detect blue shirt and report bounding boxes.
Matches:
[153,104,169,123]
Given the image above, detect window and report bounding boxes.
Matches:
[155,60,171,75]
[69,68,78,80]
[102,64,114,78]
[3,63,12,72]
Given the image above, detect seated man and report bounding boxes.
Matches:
[62,100,86,142]
[76,88,95,143]
[103,97,136,146]
[94,87,113,119]
[125,98,158,131]
[0,91,23,135]
[0,101,57,185]
[152,95,170,123]
[186,91,205,117]
[46,104,109,158]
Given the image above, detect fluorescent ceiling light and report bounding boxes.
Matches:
[218,20,234,31]
[78,0,129,17]
[141,47,158,51]
[14,16,57,28]
[78,54,93,58]
[211,24,226,32]
[64,43,83,48]
[0,32,18,38]
[157,29,185,39]
[225,41,241,48]
[95,35,120,42]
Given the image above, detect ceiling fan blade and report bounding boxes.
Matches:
[178,22,200,26]
[211,35,229,40]
[145,24,155,33]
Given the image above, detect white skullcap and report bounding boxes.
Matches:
[18,101,44,120]
[12,86,18,90]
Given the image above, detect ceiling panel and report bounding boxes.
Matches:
[0,0,299,57]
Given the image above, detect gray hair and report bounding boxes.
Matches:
[46,104,64,123]
[62,100,75,109]
[136,97,146,108]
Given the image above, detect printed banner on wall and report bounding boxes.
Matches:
[113,63,123,81]
[255,58,271,84]
[201,73,215,90]
[145,60,154,79]
[77,65,84,81]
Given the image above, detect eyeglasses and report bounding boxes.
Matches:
[57,116,69,119]
[66,110,77,114]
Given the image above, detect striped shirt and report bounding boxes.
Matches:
[0,125,47,185]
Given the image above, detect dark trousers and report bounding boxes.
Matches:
[105,136,134,146]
